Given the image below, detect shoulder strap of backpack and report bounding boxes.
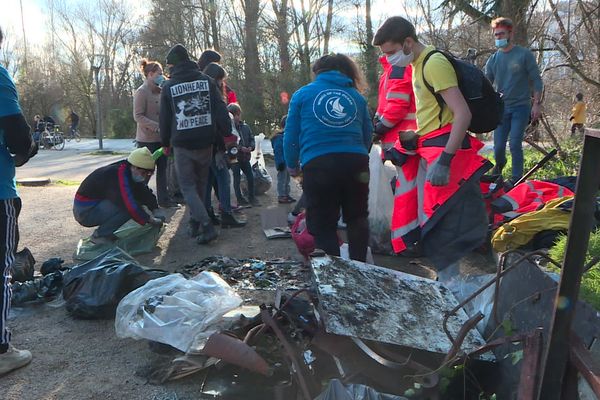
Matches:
[422,49,451,130]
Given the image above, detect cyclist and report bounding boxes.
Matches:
[68,108,79,138]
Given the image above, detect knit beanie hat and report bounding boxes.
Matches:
[127,147,155,170]
[166,44,190,66]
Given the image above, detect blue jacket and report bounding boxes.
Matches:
[284,71,372,168]
[0,66,23,200]
[270,131,285,168]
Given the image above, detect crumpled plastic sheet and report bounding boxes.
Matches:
[315,379,408,400]
[115,271,243,353]
[444,273,496,333]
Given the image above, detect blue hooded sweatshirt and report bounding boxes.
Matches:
[284,71,372,168]
[0,65,22,200]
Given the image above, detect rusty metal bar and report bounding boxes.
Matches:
[260,305,314,400]
[570,334,600,397]
[538,129,600,399]
[517,328,544,400]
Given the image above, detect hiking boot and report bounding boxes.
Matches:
[250,198,261,207]
[0,346,32,375]
[278,196,294,204]
[188,220,201,238]
[220,212,246,228]
[90,232,118,245]
[197,223,218,244]
[237,197,250,206]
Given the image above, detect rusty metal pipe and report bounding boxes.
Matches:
[260,305,313,400]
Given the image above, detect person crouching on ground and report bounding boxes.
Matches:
[284,53,373,262]
[271,115,296,204]
[228,103,260,207]
[73,147,164,244]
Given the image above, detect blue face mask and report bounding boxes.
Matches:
[154,74,165,87]
[495,38,509,48]
[131,172,146,183]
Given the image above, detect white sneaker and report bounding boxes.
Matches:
[0,346,32,375]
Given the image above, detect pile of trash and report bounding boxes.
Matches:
[178,256,307,290]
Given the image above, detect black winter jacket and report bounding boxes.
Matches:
[74,160,158,225]
[160,61,232,149]
[235,121,255,163]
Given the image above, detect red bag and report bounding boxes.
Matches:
[291,212,343,259]
[291,212,314,259]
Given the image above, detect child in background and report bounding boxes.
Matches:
[271,115,296,204]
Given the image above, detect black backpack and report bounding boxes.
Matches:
[422,50,504,134]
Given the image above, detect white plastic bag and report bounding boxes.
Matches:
[367,145,397,255]
[115,272,242,352]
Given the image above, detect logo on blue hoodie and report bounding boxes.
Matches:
[312,89,357,128]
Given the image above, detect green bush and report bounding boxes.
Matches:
[499,139,582,180]
[107,108,136,139]
[549,231,600,310]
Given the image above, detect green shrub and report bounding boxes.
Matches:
[549,231,600,310]
[107,108,136,138]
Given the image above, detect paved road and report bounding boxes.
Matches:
[17,136,275,182]
[16,139,137,182]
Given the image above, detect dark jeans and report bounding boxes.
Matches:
[138,141,169,204]
[571,123,584,136]
[73,199,130,237]
[493,104,530,180]
[232,160,255,201]
[205,153,232,214]
[303,153,370,262]
[0,198,21,346]
[174,146,212,226]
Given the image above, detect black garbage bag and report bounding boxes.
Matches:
[242,161,272,196]
[41,257,66,276]
[12,272,64,306]
[62,248,167,319]
[11,247,35,283]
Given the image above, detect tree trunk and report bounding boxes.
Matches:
[364,0,378,107]
[243,0,265,128]
[272,0,292,88]
[208,0,220,50]
[323,0,334,54]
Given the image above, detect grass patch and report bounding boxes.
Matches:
[549,231,600,310]
[86,150,129,156]
[53,179,81,186]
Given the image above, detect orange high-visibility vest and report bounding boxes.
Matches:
[376,57,417,145]
[390,125,492,253]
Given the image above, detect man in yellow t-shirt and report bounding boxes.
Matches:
[570,92,586,136]
[373,16,492,279]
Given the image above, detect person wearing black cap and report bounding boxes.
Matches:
[160,43,232,244]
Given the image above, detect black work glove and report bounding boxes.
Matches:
[426,151,454,186]
[569,116,574,121]
[276,163,286,172]
[13,142,38,167]
[383,148,409,167]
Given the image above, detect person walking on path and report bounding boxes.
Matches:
[134,58,178,208]
[484,17,543,182]
[160,44,232,244]
[570,92,586,136]
[0,25,38,375]
[284,54,372,262]
[228,103,260,207]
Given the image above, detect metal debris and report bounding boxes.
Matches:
[310,255,493,360]
[179,256,307,290]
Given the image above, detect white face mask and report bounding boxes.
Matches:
[386,47,414,67]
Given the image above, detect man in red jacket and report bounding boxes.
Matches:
[373,56,417,150]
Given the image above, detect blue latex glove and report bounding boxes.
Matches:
[426,151,454,186]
